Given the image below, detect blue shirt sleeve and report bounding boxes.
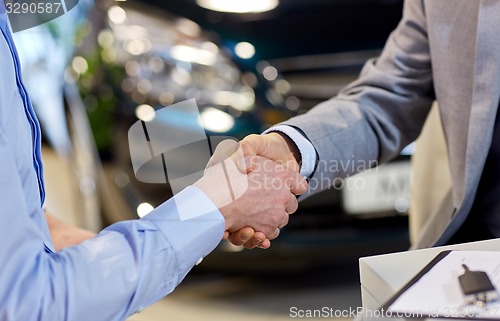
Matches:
[1,6,224,320]
[0,128,224,320]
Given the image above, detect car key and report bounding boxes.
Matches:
[459,264,499,307]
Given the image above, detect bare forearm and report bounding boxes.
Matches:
[45,212,96,251]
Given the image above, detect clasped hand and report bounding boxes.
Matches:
[194,133,305,249]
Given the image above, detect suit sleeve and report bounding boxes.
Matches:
[0,128,224,321]
[279,0,434,196]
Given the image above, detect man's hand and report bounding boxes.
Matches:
[223,228,271,249]
[229,132,304,248]
[194,143,307,243]
[240,132,301,172]
[45,212,96,251]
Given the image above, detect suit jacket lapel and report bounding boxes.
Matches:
[463,0,500,209]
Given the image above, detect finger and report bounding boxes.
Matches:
[207,139,239,168]
[242,133,302,174]
[230,142,255,174]
[242,232,266,249]
[205,154,219,174]
[258,239,271,249]
[208,140,253,175]
[267,228,280,240]
[278,211,290,228]
[233,154,255,174]
[242,238,262,249]
[288,172,308,195]
[282,158,300,173]
[239,137,261,173]
[269,132,300,172]
[227,226,255,246]
[285,194,299,215]
[240,134,266,157]
[223,231,230,239]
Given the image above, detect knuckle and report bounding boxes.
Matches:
[270,215,281,226]
[279,193,291,205]
[244,134,260,145]
[271,229,280,240]
[230,239,244,246]
[262,226,275,237]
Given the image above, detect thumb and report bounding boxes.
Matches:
[206,139,239,172]
[241,133,300,173]
[207,139,255,174]
[239,134,269,173]
[238,139,261,173]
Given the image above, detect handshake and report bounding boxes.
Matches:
[194,132,307,249]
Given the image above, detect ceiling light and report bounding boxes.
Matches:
[275,79,290,94]
[125,60,140,77]
[124,39,150,55]
[201,42,219,54]
[211,90,255,111]
[72,56,88,74]
[159,92,175,106]
[107,6,127,24]
[175,18,201,37]
[97,30,114,48]
[262,65,278,81]
[135,104,155,122]
[196,0,278,13]
[137,79,152,94]
[170,68,192,86]
[199,107,235,132]
[171,45,217,66]
[285,96,300,111]
[137,202,154,218]
[235,42,255,59]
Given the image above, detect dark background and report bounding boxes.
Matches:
[138,0,404,60]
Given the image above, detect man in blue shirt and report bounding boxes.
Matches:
[0,2,307,320]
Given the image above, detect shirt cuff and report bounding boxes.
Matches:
[140,186,225,276]
[263,125,317,178]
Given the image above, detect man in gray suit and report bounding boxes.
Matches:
[231,0,500,249]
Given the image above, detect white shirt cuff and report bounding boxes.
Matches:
[263,125,316,178]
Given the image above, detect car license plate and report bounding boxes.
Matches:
[342,161,411,215]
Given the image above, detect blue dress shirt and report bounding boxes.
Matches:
[0,3,224,320]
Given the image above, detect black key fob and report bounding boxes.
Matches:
[459,264,499,306]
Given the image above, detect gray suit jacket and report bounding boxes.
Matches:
[280,0,500,249]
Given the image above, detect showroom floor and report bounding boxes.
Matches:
[127,266,361,321]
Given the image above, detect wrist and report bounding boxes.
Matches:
[194,178,234,231]
[269,132,301,166]
[221,208,235,231]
